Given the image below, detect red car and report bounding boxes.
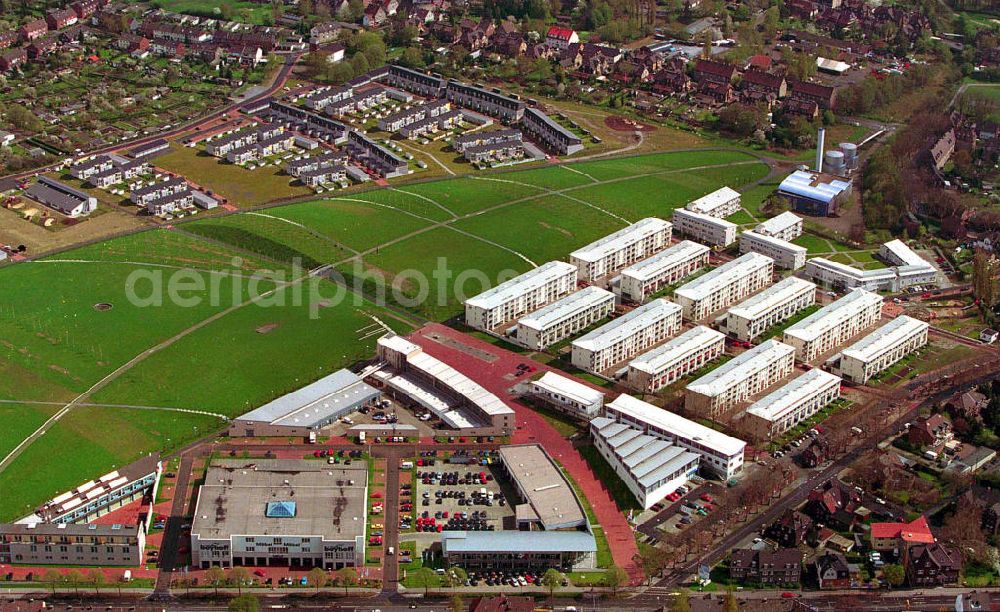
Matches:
[781,592,799,598]
[700,493,714,503]
[666,492,680,502]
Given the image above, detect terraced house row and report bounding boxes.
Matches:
[674,252,774,321]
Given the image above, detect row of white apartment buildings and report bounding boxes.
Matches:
[685,339,797,417]
[674,252,774,321]
[569,217,672,282]
[514,286,615,350]
[464,260,578,331]
[805,240,940,293]
[617,240,710,303]
[721,276,817,342]
[685,186,742,218]
[742,369,842,439]
[570,299,683,374]
[626,325,726,393]
[672,208,738,247]
[833,315,929,384]
[739,230,807,270]
[782,288,883,362]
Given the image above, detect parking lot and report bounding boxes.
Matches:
[406,454,516,534]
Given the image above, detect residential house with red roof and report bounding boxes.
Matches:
[790,80,836,110]
[45,8,78,30]
[0,31,18,49]
[870,515,935,554]
[0,47,27,72]
[804,479,862,530]
[694,59,736,85]
[546,26,578,50]
[19,19,48,43]
[764,509,814,548]
[908,413,952,448]
[71,0,100,20]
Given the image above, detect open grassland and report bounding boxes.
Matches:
[395,177,546,217]
[0,403,59,461]
[268,199,435,252]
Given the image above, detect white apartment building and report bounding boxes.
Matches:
[743,369,842,439]
[672,208,738,247]
[685,339,796,417]
[805,240,938,293]
[618,240,710,303]
[571,299,683,374]
[604,394,746,480]
[569,218,672,281]
[782,288,883,362]
[528,371,605,419]
[589,417,701,510]
[686,186,742,218]
[674,252,774,321]
[754,211,803,241]
[464,261,578,331]
[739,231,807,270]
[834,315,929,384]
[723,277,817,342]
[627,325,726,393]
[514,286,615,350]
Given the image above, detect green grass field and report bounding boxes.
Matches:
[150,0,274,24]
[268,199,435,252]
[0,403,58,461]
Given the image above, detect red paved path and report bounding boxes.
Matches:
[405,323,643,584]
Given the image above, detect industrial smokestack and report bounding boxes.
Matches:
[816,128,825,173]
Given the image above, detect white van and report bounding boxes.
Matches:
[387,547,394,555]
[400,461,414,469]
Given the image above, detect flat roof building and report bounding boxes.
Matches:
[190,460,367,570]
[0,522,145,567]
[514,286,615,350]
[743,369,841,439]
[626,325,726,393]
[527,371,605,420]
[754,212,803,242]
[25,176,97,218]
[674,252,774,321]
[672,208,737,247]
[777,170,852,217]
[618,240,710,304]
[686,186,741,218]
[834,315,929,384]
[441,530,596,572]
[723,276,816,342]
[464,261,577,331]
[805,242,939,292]
[604,394,746,480]
[739,231,807,270]
[685,339,796,417]
[569,218,672,282]
[782,288,882,362]
[571,299,683,374]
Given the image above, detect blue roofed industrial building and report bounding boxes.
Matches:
[777,169,852,217]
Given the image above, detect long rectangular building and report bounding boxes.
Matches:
[0,523,145,567]
[569,218,672,282]
[522,107,583,155]
[672,208,737,246]
[782,288,883,362]
[685,339,796,417]
[604,394,746,480]
[464,261,578,331]
[754,211,803,241]
[618,240,710,303]
[514,286,615,350]
[686,186,741,218]
[742,369,841,439]
[674,252,774,321]
[527,371,605,420]
[834,315,929,384]
[571,299,683,374]
[626,325,726,393]
[739,231,807,270]
[723,276,816,342]
[446,80,525,123]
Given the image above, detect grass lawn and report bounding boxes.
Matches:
[0,403,59,460]
[793,234,838,255]
[760,304,821,341]
[399,177,545,217]
[740,183,780,218]
[506,164,598,190]
[336,189,456,223]
[727,210,757,225]
[151,0,274,23]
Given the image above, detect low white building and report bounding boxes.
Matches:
[590,417,701,510]
[742,369,841,439]
[604,394,746,480]
[527,371,605,419]
[804,240,939,293]
[618,240,711,303]
[686,186,741,218]
[782,288,883,362]
[514,286,615,350]
[464,261,577,331]
[674,252,774,321]
[626,325,726,393]
[672,208,737,247]
[739,231,807,270]
[754,212,803,241]
[685,339,796,417]
[833,315,929,384]
[570,299,682,374]
[569,217,672,282]
[723,277,817,342]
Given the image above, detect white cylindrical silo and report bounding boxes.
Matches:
[825,150,845,175]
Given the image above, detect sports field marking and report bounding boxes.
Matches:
[245,211,361,255]
[394,140,456,176]
[560,164,598,183]
[389,187,459,219]
[33,259,277,280]
[325,197,440,225]
[441,225,537,267]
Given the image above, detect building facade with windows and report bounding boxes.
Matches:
[570,299,683,374]
[526,371,604,420]
[685,339,796,417]
[0,523,144,567]
[739,231,807,270]
[514,286,615,350]
[834,315,929,384]
[754,212,803,241]
[464,261,578,331]
[674,252,774,321]
[618,240,710,303]
[685,186,741,218]
[723,276,816,342]
[743,369,842,439]
[782,289,883,362]
[569,218,672,282]
[672,208,737,246]
[626,325,726,393]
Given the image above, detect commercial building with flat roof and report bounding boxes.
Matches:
[464,261,577,331]
[441,530,596,572]
[569,218,672,282]
[191,460,367,570]
[674,252,774,321]
[527,371,605,420]
[723,277,816,342]
[739,231,807,270]
[626,325,726,393]
[805,242,939,292]
[782,289,882,362]
[570,299,683,374]
[514,287,615,350]
[743,369,841,439]
[685,339,796,417]
[497,445,588,531]
[229,370,380,437]
[604,394,746,480]
[777,170,852,217]
[618,240,710,303]
[754,212,803,241]
[686,186,741,218]
[590,417,700,510]
[672,208,737,247]
[834,315,928,384]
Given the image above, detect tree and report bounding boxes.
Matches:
[540,568,563,598]
[442,566,467,588]
[604,564,628,595]
[206,566,227,596]
[411,567,436,595]
[66,569,84,596]
[6,103,41,131]
[671,588,691,612]
[724,585,738,612]
[973,250,998,308]
[399,47,425,69]
[43,568,63,594]
[308,567,328,593]
[115,574,128,597]
[883,563,905,587]
[228,594,260,612]
[88,569,105,595]
[230,566,251,595]
[450,594,464,612]
[336,566,358,596]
